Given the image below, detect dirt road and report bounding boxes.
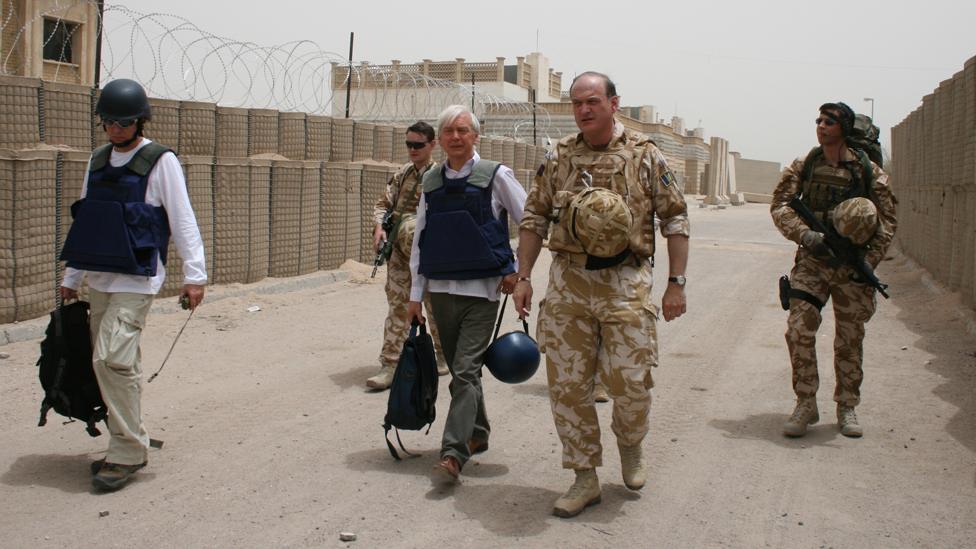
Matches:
[1,203,974,548]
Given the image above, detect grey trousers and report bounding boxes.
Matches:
[428,292,499,468]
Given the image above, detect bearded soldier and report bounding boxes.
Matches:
[770,102,897,438]
[513,72,690,518]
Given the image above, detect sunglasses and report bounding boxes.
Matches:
[405,140,429,150]
[102,118,138,129]
[814,117,837,127]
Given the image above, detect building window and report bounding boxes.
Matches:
[42,18,79,64]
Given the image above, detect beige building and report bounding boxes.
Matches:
[0,0,100,85]
[330,52,563,121]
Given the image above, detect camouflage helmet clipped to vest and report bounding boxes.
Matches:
[832,197,878,245]
[569,187,633,258]
[394,214,417,257]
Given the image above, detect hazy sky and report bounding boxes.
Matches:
[119,0,974,165]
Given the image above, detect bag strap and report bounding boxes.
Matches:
[383,424,420,461]
[490,294,530,342]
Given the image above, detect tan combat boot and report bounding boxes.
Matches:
[619,443,646,490]
[593,385,610,403]
[783,397,819,437]
[553,468,601,518]
[837,404,863,438]
[366,364,395,390]
[436,360,449,377]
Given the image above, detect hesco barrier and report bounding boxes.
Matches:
[0,75,547,324]
[890,55,976,309]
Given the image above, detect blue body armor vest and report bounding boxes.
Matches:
[60,142,172,277]
[418,160,515,280]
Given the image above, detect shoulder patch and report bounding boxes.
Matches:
[661,170,678,188]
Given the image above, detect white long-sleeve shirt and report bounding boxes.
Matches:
[409,151,527,302]
[62,138,208,295]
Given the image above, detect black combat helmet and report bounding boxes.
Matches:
[96,78,151,122]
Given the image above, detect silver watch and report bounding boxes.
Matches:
[668,275,687,287]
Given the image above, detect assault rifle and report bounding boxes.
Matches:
[788,196,889,298]
[371,210,396,278]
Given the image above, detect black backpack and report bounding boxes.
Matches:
[37,301,107,437]
[383,321,439,460]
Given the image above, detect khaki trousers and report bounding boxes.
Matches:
[89,289,154,465]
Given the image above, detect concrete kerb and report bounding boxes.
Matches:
[0,268,351,346]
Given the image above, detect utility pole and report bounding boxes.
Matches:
[93,0,105,87]
[344,32,354,119]
[531,88,537,145]
[863,97,875,120]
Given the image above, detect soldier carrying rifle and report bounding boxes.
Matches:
[771,101,898,439]
[367,122,449,390]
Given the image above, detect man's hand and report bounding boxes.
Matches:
[373,225,387,252]
[407,301,425,324]
[661,284,686,321]
[801,230,831,257]
[181,284,206,311]
[497,273,519,295]
[59,286,78,302]
[513,277,533,319]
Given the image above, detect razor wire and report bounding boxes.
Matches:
[0,1,552,137]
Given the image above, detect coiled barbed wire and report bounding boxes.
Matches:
[0,0,552,137]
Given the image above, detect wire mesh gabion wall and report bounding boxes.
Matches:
[0,1,552,137]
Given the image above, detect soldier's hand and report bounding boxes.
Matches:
[513,278,533,319]
[59,286,78,302]
[373,225,388,252]
[407,301,425,325]
[801,230,831,257]
[661,284,686,322]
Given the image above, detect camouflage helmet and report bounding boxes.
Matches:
[394,214,417,257]
[569,187,633,257]
[833,197,878,245]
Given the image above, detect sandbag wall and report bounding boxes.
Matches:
[0,75,546,323]
[890,55,976,309]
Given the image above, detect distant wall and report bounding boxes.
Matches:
[733,155,780,201]
[890,56,976,309]
[0,75,541,323]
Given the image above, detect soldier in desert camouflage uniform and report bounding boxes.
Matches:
[367,122,448,390]
[514,72,690,518]
[770,102,897,438]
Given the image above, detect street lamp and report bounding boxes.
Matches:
[863,97,874,120]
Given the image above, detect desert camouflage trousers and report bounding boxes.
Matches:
[379,247,444,368]
[537,254,657,469]
[785,250,877,407]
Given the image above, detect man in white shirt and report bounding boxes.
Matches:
[59,79,207,491]
[407,105,527,486]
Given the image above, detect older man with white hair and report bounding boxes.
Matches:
[407,105,527,486]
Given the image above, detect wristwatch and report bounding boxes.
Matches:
[668,275,687,287]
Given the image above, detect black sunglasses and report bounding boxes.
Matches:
[814,117,837,127]
[405,140,429,150]
[102,118,138,129]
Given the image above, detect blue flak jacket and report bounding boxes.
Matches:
[418,160,515,281]
[60,143,172,277]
